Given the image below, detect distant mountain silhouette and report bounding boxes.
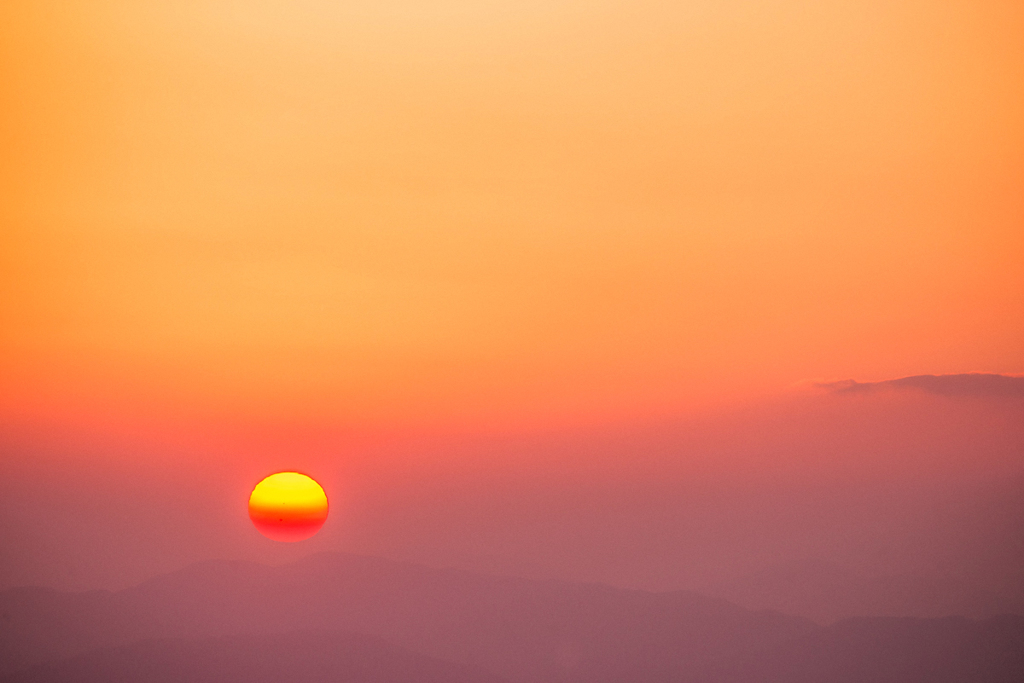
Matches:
[2,553,1023,682]
[816,373,1024,398]
[0,552,813,681]
[703,559,1024,623]
[2,630,506,683]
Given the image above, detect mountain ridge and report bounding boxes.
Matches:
[1,629,509,683]
[2,552,1023,683]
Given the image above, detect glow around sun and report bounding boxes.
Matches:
[248,472,329,542]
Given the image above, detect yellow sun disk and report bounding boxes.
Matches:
[250,477,326,508]
[248,472,328,541]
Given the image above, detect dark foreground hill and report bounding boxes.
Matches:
[5,620,1024,683]
[2,552,1023,683]
[2,630,506,683]
[725,614,1024,683]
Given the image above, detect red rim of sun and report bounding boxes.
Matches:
[248,472,329,542]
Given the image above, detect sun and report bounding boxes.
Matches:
[248,472,329,542]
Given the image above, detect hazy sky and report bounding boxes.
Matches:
[3,0,1022,432]
[0,1,1022,594]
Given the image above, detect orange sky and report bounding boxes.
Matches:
[2,0,1022,432]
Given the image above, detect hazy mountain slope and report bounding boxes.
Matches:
[0,552,812,681]
[1,630,507,683]
[5,604,1024,683]
[0,587,135,675]
[3,553,1024,682]
[724,614,1024,683]
[703,559,1024,624]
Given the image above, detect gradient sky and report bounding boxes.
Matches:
[0,1,1022,594]
[3,0,1022,432]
